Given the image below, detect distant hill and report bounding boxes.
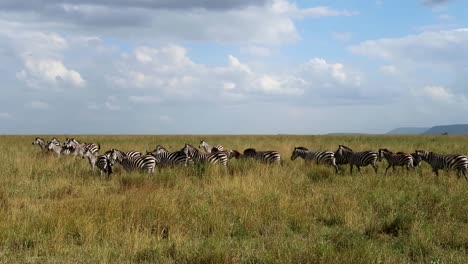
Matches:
[423,124,468,135]
[387,127,429,135]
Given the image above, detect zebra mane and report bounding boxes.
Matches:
[295,147,308,151]
[184,144,199,153]
[156,145,169,152]
[338,145,353,152]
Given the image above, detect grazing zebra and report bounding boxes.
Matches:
[336,145,378,175]
[415,150,468,179]
[290,147,339,173]
[147,145,190,167]
[32,137,47,150]
[378,149,414,175]
[211,148,241,160]
[82,148,117,176]
[183,144,228,166]
[104,149,142,163]
[118,153,157,174]
[242,148,281,164]
[199,140,224,153]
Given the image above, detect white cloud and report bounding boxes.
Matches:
[419,85,468,104]
[300,58,362,86]
[240,45,272,57]
[350,28,468,66]
[17,57,85,89]
[26,101,50,110]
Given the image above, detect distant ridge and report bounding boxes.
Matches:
[423,124,468,135]
[386,124,468,135]
[386,127,429,135]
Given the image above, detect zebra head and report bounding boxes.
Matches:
[107,150,117,166]
[415,150,430,161]
[82,147,94,159]
[291,147,308,160]
[229,150,241,159]
[378,148,392,161]
[33,137,45,146]
[155,145,169,154]
[182,144,198,158]
[199,140,212,153]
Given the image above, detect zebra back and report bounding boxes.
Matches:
[379,149,413,167]
[416,150,468,172]
[121,155,157,173]
[243,148,281,164]
[183,144,228,166]
[147,148,189,167]
[337,145,377,167]
[291,147,335,164]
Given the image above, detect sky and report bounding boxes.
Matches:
[0,0,467,134]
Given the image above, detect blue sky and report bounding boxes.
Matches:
[0,0,467,134]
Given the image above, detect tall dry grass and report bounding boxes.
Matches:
[0,135,466,263]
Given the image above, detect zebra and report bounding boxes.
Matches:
[63,138,86,156]
[378,149,414,175]
[32,137,47,150]
[183,144,228,166]
[290,147,339,173]
[46,140,74,156]
[104,148,142,163]
[83,142,100,155]
[146,145,190,167]
[242,148,281,164]
[397,152,422,168]
[82,148,117,176]
[415,150,468,179]
[117,153,157,174]
[335,145,378,175]
[211,148,241,160]
[199,140,224,153]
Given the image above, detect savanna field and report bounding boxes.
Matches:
[0,135,467,263]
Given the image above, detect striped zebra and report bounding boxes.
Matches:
[336,145,378,175]
[32,137,47,150]
[397,152,422,168]
[211,148,241,160]
[63,138,86,156]
[117,153,157,174]
[378,149,414,175]
[242,148,281,164]
[415,150,468,179]
[146,145,190,167]
[199,140,224,153]
[104,148,142,163]
[83,143,100,155]
[290,147,339,173]
[82,148,116,176]
[183,144,228,166]
[46,140,74,156]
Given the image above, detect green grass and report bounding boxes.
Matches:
[0,135,467,263]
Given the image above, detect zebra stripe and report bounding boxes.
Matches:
[211,148,241,160]
[336,145,378,175]
[199,140,224,153]
[83,149,116,176]
[290,147,338,173]
[378,149,414,175]
[104,149,142,163]
[183,144,228,166]
[147,146,189,167]
[119,154,157,174]
[243,148,281,164]
[415,150,468,179]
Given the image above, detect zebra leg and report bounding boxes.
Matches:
[332,163,339,174]
[433,168,439,176]
[349,164,353,175]
[372,163,378,173]
[357,166,363,176]
[385,165,391,176]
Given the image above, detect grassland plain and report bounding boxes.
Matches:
[0,135,467,263]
